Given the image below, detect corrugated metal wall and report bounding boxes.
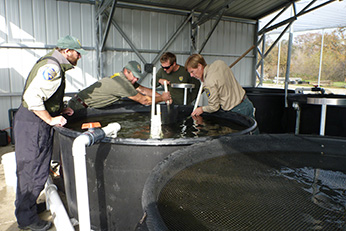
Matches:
[104,8,256,88]
[0,0,96,132]
[0,0,257,132]
[104,8,192,87]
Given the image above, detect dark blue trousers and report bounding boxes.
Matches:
[13,105,53,226]
[218,97,260,134]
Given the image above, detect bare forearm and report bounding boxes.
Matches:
[33,110,67,126]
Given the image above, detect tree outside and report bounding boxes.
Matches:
[259,27,346,90]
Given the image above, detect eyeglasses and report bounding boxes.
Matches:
[161,63,173,70]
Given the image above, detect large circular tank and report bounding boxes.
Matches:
[244,87,296,134]
[141,134,346,230]
[54,104,256,230]
[288,93,346,137]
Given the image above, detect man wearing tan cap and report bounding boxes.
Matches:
[68,60,172,111]
[13,35,86,230]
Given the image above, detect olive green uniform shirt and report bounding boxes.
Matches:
[202,60,245,113]
[156,65,201,105]
[69,72,139,110]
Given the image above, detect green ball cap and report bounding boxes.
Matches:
[125,61,145,79]
[57,35,87,55]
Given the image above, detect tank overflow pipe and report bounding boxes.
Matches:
[151,66,157,119]
[72,122,121,231]
[45,175,74,231]
[193,81,204,112]
[163,80,170,106]
[150,67,163,138]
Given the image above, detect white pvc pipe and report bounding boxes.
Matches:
[320,104,327,136]
[72,123,121,231]
[150,67,163,138]
[163,80,169,105]
[102,122,121,138]
[72,134,91,231]
[193,81,204,111]
[151,67,157,119]
[45,175,74,231]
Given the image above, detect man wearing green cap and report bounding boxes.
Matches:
[68,60,172,110]
[13,35,86,230]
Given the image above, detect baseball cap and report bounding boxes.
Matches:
[57,35,87,55]
[125,61,145,79]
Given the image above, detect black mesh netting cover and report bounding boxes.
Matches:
[141,134,346,231]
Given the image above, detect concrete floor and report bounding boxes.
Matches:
[0,143,59,231]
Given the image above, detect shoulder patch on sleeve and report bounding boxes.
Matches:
[42,66,58,80]
[179,76,184,82]
[205,87,211,97]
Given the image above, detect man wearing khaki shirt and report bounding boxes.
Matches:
[185,54,255,120]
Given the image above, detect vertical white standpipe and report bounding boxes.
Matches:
[193,82,204,111]
[151,67,157,119]
[150,67,163,138]
[163,80,169,105]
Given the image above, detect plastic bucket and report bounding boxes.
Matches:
[1,152,17,188]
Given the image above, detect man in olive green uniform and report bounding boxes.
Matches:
[156,52,200,105]
[68,61,171,111]
[13,35,86,230]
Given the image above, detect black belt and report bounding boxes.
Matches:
[240,94,247,103]
[74,94,88,108]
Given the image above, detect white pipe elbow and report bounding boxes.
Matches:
[102,122,121,138]
[72,134,90,157]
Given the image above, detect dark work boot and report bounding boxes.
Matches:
[36,203,47,214]
[18,219,52,231]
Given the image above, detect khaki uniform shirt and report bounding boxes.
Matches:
[23,50,73,113]
[202,60,245,113]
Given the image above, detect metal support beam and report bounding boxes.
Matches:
[258,3,291,35]
[150,13,193,66]
[255,0,335,87]
[285,25,294,108]
[96,0,113,18]
[259,34,266,86]
[317,29,325,87]
[95,0,103,79]
[96,0,115,78]
[192,0,235,28]
[256,21,293,69]
[194,0,213,25]
[108,17,147,65]
[100,0,117,52]
[254,0,337,110]
[101,8,192,82]
[258,0,336,35]
[198,8,226,54]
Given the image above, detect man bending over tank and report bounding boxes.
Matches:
[68,61,172,110]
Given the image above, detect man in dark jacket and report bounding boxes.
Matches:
[13,35,86,230]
